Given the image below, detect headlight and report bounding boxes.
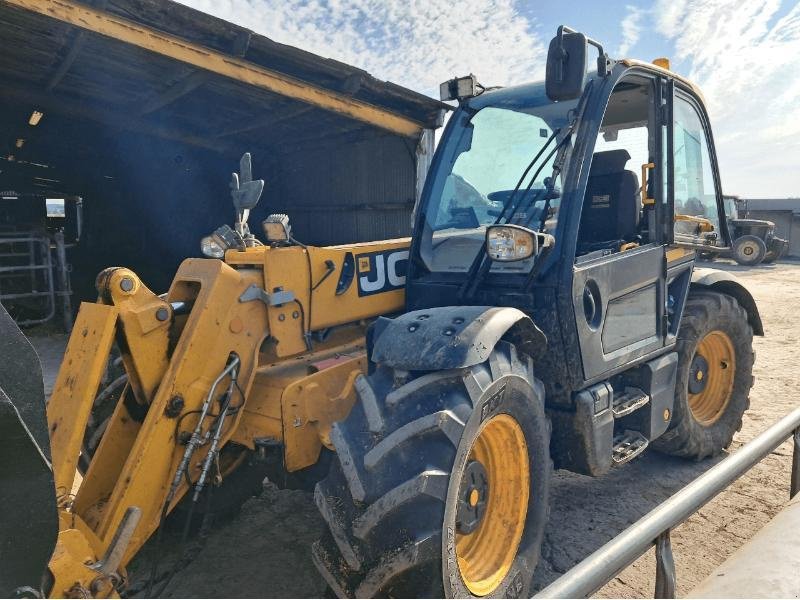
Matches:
[200,225,242,258]
[486,225,537,262]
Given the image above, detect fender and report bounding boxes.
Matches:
[691,267,764,335]
[370,306,547,371]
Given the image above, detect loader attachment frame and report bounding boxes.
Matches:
[2,222,411,597]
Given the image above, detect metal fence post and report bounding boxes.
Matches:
[654,531,676,599]
[791,428,800,499]
[53,231,73,332]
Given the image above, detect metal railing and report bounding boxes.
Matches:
[0,231,73,330]
[0,234,56,326]
[535,405,800,599]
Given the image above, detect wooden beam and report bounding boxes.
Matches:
[230,29,251,57]
[137,70,208,116]
[9,0,424,138]
[45,29,86,92]
[210,105,314,139]
[275,127,395,160]
[1,133,118,175]
[0,84,241,156]
[19,129,114,169]
[274,200,414,213]
[44,0,107,93]
[281,124,377,151]
[0,159,88,194]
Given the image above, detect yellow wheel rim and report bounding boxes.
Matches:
[688,330,736,426]
[455,414,529,596]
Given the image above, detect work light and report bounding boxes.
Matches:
[439,75,481,101]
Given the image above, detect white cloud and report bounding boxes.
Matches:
[617,5,644,56]
[655,0,800,197]
[175,0,799,197]
[176,0,545,97]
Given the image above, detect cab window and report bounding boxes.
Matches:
[419,87,577,274]
[673,96,721,245]
[577,76,653,256]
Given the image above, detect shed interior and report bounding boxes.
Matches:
[0,0,443,310]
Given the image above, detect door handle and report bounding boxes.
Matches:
[641,162,655,205]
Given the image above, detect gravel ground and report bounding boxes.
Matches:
[26,258,800,598]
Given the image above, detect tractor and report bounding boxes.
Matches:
[1,26,762,599]
[697,195,788,265]
[724,195,788,265]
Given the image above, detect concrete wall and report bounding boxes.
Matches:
[747,210,799,257]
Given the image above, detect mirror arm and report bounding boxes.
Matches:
[557,25,612,77]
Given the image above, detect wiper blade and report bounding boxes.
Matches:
[491,129,560,226]
[457,82,594,301]
[457,135,567,301]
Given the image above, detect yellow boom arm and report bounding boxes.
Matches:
[44,237,410,597]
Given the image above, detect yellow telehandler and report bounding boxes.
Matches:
[2,26,763,599]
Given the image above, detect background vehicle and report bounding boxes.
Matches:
[699,195,789,265]
[2,26,763,600]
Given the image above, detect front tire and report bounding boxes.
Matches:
[761,249,778,264]
[654,292,754,459]
[312,342,552,598]
[697,251,716,261]
[732,235,767,266]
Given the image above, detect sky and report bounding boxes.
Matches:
[177,0,800,198]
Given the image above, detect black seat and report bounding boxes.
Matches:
[578,149,641,249]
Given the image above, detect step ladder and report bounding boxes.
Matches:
[612,430,649,465]
[612,386,650,418]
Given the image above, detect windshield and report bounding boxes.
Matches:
[420,84,578,273]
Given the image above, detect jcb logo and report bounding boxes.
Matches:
[356,250,409,297]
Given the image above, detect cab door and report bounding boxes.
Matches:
[570,73,670,383]
[670,91,731,250]
[653,83,731,351]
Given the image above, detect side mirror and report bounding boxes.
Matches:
[230,152,265,240]
[230,152,264,212]
[546,29,588,101]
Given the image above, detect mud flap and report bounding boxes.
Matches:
[0,304,58,596]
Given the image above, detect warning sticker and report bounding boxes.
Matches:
[591,194,611,209]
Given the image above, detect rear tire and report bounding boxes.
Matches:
[653,292,754,459]
[312,342,552,598]
[732,235,767,266]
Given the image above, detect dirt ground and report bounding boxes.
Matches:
[27,258,800,598]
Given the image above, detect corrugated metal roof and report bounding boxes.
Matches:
[0,0,445,303]
[0,0,448,197]
[110,0,446,127]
